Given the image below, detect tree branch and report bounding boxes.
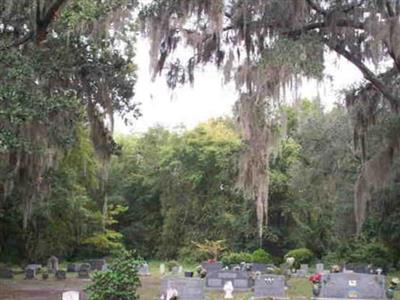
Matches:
[386,0,396,17]
[326,39,399,108]
[0,31,34,51]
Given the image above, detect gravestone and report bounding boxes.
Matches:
[62,291,80,300]
[47,256,59,273]
[298,264,309,277]
[25,264,42,274]
[316,263,324,273]
[0,267,14,279]
[138,263,150,276]
[251,263,268,273]
[313,273,386,299]
[88,259,107,271]
[343,263,380,274]
[161,277,205,300]
[171,266,179,274]
[206,270,253,291]
[78,263,91,279]
[25,268,35,279]
[67,263,80,273]
[160,263,166,275]
[56,270,67,280]
[254,275,288,299]
[42,272,49,280]
[201,262,223,273]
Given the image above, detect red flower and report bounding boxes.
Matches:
[309,273,321,283]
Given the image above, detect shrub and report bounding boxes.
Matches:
[348,242,394,269]
[86,250,142,300]
[221,252,252,266]
[166,260,179,271]
[178,246,208,264]
[284,248,314,267]
[251,249,273,264]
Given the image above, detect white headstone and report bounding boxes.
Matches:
[316,263,324,273]
[178,266,183,273]
[62,291,80,300]
[223,281,234,299]
[160,263,165,275]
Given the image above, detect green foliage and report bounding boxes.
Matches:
[284,248,314,266]
[221,252,253,266]
[86,250,142,300]
[251,249,273,264]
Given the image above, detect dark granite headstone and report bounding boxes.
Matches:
[56,270,67,280]
[0,267,14,279]
[315,273,386,299]
[254,275,288,299]
[161,277,205,300]
[67,263,80,273]
[42,272,49,280]
[201,262,223,273]
[25,268,35,279]
[78,263,91,279]
[88,259,107,271]
[205,270,253,291]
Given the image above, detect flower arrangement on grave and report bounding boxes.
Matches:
[309,273,322,297]
[386,277,399,299]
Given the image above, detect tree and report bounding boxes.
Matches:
[139,0,400,238]
[0,0,138,236]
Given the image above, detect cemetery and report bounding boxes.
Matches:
[2,1,400,300]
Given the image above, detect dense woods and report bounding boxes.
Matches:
[1,0,400,271]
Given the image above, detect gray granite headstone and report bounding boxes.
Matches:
[78,263,91,279]
[316,273,386,299]
[88,259,107,271]
[25,264,42,274]
[0,267,14,279]
[47,256,59,273]
[251,263,268,273]
[254,275,288,299]
[316,263,324,273]
[161,277,205,300]
[298,264,309,277]
[206,270,253,291]
[67,263,80,273]
[201,262,223,273]
[343,263,379,274]
[138,263,150,276]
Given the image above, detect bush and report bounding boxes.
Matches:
[178,246,208,264]
[86,250,142,300]
[166,260,179,271]
[221,252,252,266]
[348,242,394,269]
[284,248,314,267]
[251,249,273,264]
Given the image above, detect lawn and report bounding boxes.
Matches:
[0,261,399,300]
